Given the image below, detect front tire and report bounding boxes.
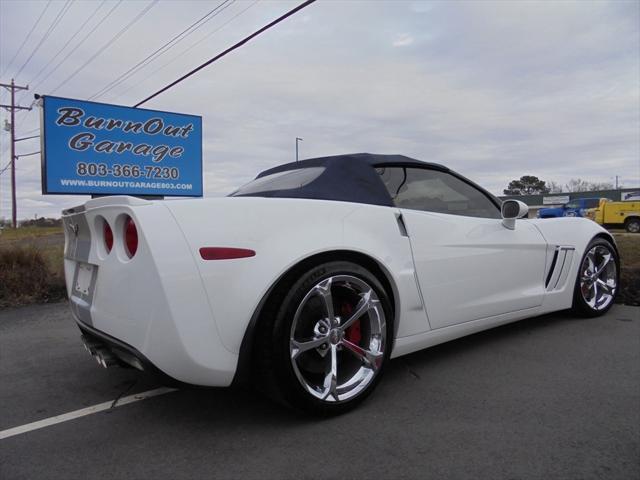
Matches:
[571,238,619,317]
[255,261,392,415]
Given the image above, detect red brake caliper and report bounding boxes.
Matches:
[341,302,361,345]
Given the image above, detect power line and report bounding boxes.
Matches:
[14,1,150,133]
[27,0,108,89]
[88,0,235,100]
[135,0,317,107]
[0,162,11,177]
[12,95,40,134]
[25,0,123,97]
[88,0,234,101]
[49,0,159,95]
[115,0,259,102]
[0,156,12,176]
[1,1,52,77]
[9,0,74,109]
[14,0,75,78]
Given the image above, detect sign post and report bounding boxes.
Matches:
[40,96,202,197]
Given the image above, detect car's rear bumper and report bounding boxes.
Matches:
[63,200,239,387]
[76,319,192,388]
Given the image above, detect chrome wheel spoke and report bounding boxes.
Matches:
[590,281,599,306]
[585,252,596,274]
[596,278,612,294]
[595,253,612,277]
[290,337,327,360]
[340,290,373,331]
[321,345,339,401]
[342,339,383,370]
[313,278,335,324]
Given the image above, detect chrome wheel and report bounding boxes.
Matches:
[579,245,617,311]
[289,275,386,403]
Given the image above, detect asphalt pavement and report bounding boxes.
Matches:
[1,302,638,480]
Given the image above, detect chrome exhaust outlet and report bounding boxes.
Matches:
[80,334,129,369]
[94,348,119,368]
[80,335,102,355]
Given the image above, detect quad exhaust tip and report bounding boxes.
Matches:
[94,348,118,368]
[81,335,101,355]
[80,334,145,371]
[80,335,118,368]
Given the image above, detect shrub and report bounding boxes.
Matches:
[0,246,66,308]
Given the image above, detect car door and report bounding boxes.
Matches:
[377,166,548,329]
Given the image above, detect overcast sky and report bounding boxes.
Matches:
[0,0,638,220]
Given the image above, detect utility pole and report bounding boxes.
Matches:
[296,137,303,163]
[0,79,30,228]
[615,175,619,189]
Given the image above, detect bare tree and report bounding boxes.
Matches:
[565,178,614,192]
[588,181,614,191]
[565,178,591,192]
[547,181,563,193]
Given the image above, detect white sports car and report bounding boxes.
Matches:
[63,153,619,414]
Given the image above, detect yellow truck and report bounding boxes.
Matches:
[586,199,640,233]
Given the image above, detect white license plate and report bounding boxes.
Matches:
[75,263,94,295]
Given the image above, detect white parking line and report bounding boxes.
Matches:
[0,387,177,440]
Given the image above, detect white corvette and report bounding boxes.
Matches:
[63,153,619,414]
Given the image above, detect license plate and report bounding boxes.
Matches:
[75,263,95,295]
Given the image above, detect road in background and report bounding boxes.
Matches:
[1,302,638,480]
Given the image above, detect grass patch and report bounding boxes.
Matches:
[0,245,66,308]
[1,225,62,241]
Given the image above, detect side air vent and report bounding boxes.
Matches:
[545,246,576,291]
[395,213,408,237]
[545,249,559,288]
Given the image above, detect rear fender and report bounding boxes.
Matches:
[165,198,425,356]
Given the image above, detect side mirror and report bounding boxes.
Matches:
[501,200,528,230]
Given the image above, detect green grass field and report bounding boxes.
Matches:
[0,225,63,241]
[0,225,637,308]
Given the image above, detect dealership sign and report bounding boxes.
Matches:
[542,195,570,205]
[41,96,202,197]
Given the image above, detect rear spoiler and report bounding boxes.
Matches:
[63,196,152,216]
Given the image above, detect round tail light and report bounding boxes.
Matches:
[104,220,113,254]
[124,216,138,258]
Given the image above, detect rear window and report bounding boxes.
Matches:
[230,167,325,196]
[585,199,600,208]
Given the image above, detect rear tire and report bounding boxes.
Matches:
[625,218,640,233]
[254,261,393,415]
[571,238,619,317]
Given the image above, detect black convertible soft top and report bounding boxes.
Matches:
[231,153,450,207]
